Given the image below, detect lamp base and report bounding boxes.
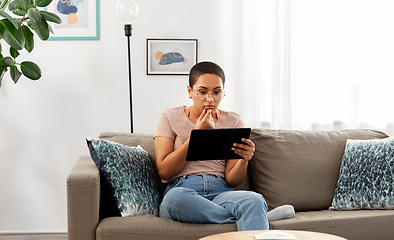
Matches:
[124,24,132,37]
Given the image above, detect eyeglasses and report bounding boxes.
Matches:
[192,88,225,101]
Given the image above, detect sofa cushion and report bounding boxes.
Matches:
[330,137,394,210]
[87,138,160,217]
[96,215,237,240]
[270,209,394,240]
[249,129,388,211]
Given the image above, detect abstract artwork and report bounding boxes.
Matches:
[45,0,100,40]
[147,39,198,75]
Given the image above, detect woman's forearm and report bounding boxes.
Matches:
[225,160,248,187]
[155,138,190,180]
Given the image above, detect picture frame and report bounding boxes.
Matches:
[45,0,100,40]
[147,39,198,75]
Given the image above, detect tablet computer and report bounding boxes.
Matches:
[186,128,251,161]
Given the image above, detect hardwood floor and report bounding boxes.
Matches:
[0,233,67,240]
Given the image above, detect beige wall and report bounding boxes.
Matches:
[0,0,220,232]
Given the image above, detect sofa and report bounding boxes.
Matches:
[67,128,394,240]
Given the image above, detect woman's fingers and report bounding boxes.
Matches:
[195,109,215,129]
[197,108,207,122]
[232,138,255,161]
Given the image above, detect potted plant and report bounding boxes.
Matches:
[0,0,61,87]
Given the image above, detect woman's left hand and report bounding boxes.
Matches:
[231,138,255,163]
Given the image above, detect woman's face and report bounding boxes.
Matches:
[188,73,224,113]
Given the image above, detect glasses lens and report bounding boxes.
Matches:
[213,91,224,101]
[195,90,225,101]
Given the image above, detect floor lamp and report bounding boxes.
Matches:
[116,0,139,133]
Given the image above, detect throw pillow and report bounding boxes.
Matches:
[87,138,160,217]
[330,137,394,210]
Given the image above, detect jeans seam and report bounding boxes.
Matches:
[218,200,245,231]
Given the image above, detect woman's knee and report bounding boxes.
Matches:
[160,187,194,218]
[234,191,268,212]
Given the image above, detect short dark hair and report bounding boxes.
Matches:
[189,61,225,87]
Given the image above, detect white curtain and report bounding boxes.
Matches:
[218,0,394,136]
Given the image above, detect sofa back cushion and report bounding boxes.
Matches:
[249,129,389,211]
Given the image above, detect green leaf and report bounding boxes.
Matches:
[0,42,2,53]
[15,0,27,10]
[0,9,20,29]
[34,0,51,7]
[0,19,25,50]
[40,10,61,24]
[27,19,49,40]
[0,0,9,9]
[21,25,33,52]
[21,61,40,80]
[10,46,19,58]
[8,1,18,12]
[2,56,14,67]
[8,0,26,16]
[48,24,55,34]
[10,65,21,83]
[47,22,53,34]
[27,8,41,22]
[0,21,5,36]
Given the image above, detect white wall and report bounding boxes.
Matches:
[0,0,219,232]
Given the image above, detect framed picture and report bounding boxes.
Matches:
[147,39,198,75]
[45,0,100,40]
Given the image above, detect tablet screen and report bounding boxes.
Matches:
[186,128,251,161]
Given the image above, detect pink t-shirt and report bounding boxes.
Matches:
[154,106,244,182]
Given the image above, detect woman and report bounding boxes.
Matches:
[154,61,294,231]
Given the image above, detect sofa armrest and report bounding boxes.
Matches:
[67,156,100,240]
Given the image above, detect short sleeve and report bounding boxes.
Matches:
[153,111,175,140]
[236,117,245,128]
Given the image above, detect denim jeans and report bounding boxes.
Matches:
[159,174,269,231]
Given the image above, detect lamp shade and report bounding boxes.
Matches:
[116,0,139,24]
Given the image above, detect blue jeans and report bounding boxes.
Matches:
[159,174,269,231]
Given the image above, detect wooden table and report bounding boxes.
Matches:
[199,230,347,240]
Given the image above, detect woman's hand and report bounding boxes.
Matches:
[231,138,255,163]
[195,108,215,129]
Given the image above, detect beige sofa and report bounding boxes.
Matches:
[67,129,394,240]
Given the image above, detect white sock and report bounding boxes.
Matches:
[267,204,295,222]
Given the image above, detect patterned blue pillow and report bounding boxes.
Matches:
[330,137,394,210]
[87,138,160,217]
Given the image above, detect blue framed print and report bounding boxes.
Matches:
[147,39,198,75]
[45,0,100,40]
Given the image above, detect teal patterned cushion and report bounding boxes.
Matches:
[87,138,160,217]
[330,137,394,210]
